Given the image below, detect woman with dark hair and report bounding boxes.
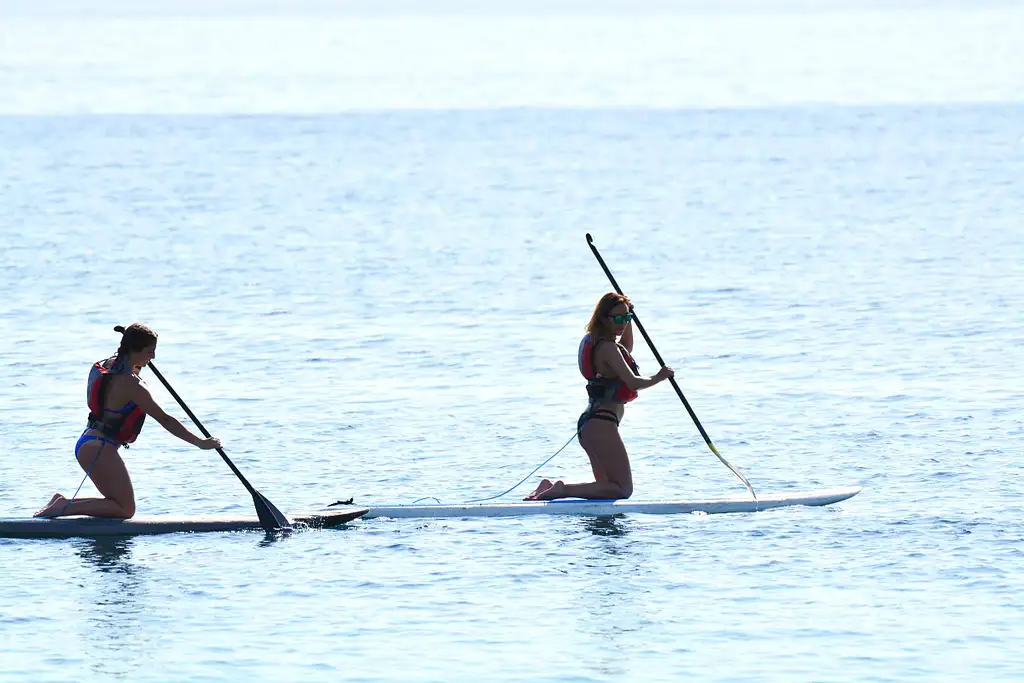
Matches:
[34,323,221,519]
[525,293,673,501]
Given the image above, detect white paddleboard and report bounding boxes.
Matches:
[351,486,862,519]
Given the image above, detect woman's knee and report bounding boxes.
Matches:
[101,496,135,519]
[104,488,135,519]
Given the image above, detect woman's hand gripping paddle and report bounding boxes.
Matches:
[584,235,758,502]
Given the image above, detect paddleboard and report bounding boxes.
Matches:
[0,507,369,539]
[349,486,861,519]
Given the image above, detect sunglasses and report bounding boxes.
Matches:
[608,313,633,325]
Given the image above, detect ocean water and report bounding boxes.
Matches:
[1,2,1023,681]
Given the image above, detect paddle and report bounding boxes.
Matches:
[115,326,292,531]
[584,234,758,502]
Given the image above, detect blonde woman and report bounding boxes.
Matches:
[526,293,673,501]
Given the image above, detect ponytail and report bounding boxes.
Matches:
[111,323,158,370]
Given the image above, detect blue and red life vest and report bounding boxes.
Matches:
[578,334,640,405]
[86,356,146,446]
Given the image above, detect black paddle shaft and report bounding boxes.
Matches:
[585,234,704,430]
[127,342,292,531]
[584,234,757,500]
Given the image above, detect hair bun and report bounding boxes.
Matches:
[113,325,126,334]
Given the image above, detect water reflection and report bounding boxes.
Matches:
[583,515,629,538]
[72,537,149,681]
[569,515,651,680]
[257,528,293,548]
[74,536,135,574]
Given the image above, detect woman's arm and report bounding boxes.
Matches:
[131,381,221,449]
[597,343,673,392]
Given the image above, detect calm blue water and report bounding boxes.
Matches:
[2,3,1023,682]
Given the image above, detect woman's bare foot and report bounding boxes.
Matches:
[34,493,70,518]
[532,480,566,501]
[524,478,555,501]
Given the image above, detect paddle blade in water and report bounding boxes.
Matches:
[253,492,291,531]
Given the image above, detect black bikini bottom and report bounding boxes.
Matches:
[577,408,621,433]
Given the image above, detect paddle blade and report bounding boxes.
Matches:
[252,492,292,531]
[708,442,758,504]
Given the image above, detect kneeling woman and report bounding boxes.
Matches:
[34,323,222,519]
[526,293,673,501]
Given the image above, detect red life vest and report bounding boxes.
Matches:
[577,334,640,405]
[86,356,146,446]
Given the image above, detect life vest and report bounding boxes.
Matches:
[86,356,146,446]
[577,334,640,405]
